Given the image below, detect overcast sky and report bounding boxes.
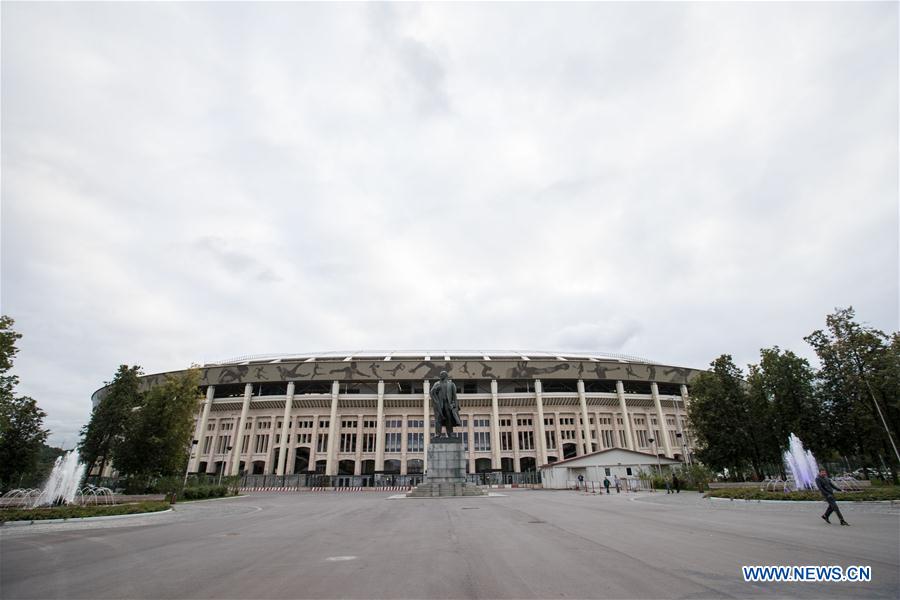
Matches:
[2,2,897,448]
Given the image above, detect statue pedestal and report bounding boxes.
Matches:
[407,436,485,498]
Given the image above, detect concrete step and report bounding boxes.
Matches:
[406,481,486,498]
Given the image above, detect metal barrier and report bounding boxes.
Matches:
[236,471,542,492]
[567,478,647,493]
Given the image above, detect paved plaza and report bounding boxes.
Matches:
[1,489,897,599]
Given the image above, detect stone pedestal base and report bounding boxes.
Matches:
[407,436,484,498]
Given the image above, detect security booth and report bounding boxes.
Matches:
[540,448,681,489]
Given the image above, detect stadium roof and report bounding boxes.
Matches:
[203,350,655,367]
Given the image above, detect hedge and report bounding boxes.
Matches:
[179,485,232,501]
[1,501,170,523]
[705,486,900,502]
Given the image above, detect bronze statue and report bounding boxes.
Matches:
[430,371,462,436]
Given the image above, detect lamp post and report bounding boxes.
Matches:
[676,431,690,467]
[648,437,661,476]
[673,395,692,467]
[182,439,199,489]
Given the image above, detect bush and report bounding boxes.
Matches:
[705,486,900,502]
[179,485,231,501]
[0,501,170,523]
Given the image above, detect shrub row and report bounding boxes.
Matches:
[705,486,900,502]
[0,501,170,523]
[179,485,231,501]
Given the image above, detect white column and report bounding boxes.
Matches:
[651,382,673,458]
[276,382,295,475]
[577,380,592,454]
[616,380,635,451]
[230,383,253,475]
[423,380,430,472]
[511,410,521,471]
[680,384,691,408]
[400,413,408,475]
[534,380,548,466]
[554,411,564,459]
[309,415,319,468]
[375,380,385,472]
[325,381,339,476]
[467,414,475,474]
[190,385,215,472]
[490,380,501,469]
[354,414,364,475]
[680,384,692,463]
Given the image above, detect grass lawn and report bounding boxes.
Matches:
[705,486,900,502]
[0,501,170,523]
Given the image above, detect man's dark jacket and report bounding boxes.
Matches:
[815,474,839,498]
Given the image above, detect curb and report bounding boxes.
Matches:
[176,494,243,504]
[1,508,174,527]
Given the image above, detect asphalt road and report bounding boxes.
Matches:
[1,490,897,599]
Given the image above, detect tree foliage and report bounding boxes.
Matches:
[79,365,143,477]
[0,316,49,490]
[747,347,824,457]
[688,355,774,480]
[114,369,202,479]
[804,307,900,473]
[688,307,899,482]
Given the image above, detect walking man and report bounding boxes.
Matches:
[603,477,611,494]
[672,474,681,493]
[815,468,849,526]
[614,474,621,493]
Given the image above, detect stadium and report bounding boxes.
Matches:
[92,351,703,486]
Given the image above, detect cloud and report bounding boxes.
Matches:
[554,320,644,355]
[1,2,896,446]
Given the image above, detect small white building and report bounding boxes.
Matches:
[540,448,682,489]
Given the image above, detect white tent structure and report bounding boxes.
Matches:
[540,448,681,490]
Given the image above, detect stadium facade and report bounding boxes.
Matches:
[92,351,703,480]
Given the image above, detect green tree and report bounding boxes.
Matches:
[0,315,22,399]
[805,308,900,477]
[0,316,49,490]
[747,347,825,458]
[687,355,771,480]
[21,444,67,488]
[115,369,201,481]
[79,365,143,478]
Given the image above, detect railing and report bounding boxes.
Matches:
[238,471,542,490]
[567,477,648,493]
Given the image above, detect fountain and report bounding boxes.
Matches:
[75,484,116,505]
[783,433,818,491]
[30,450,87,507]
[1,451,118,509]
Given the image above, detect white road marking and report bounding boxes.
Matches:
[325,555,357,562]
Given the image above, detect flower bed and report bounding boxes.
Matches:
[705,486,900,502]
[0,501,170,523]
